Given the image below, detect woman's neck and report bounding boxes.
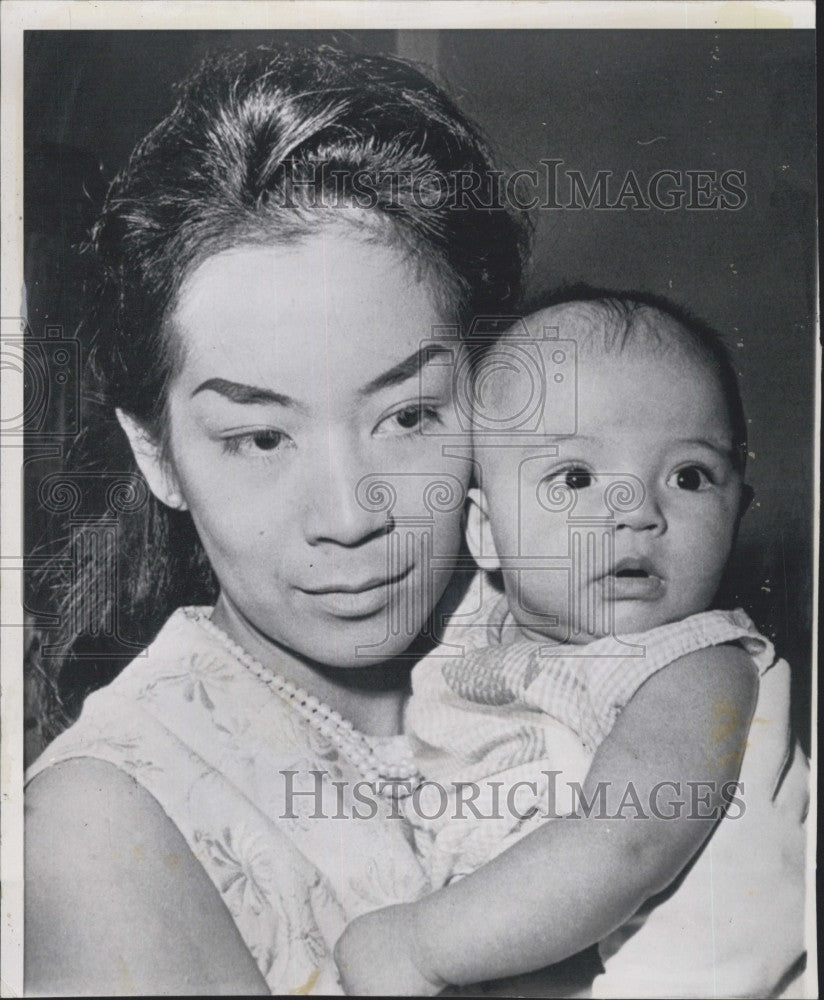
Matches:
[210,594,411,737]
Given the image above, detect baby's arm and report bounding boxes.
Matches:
[335,644,757,995]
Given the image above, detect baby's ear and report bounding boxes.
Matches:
[465,487,500,572]
[115,409,188,511]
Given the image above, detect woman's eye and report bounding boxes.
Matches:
[396,408,424,430]
[376,404,441,437]
[251,430,283,451]
[668,465,711,491]
[563,467,593,490]
[222,429,288,457]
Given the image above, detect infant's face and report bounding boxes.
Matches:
[477,345,744,642]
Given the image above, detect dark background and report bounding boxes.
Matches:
[23,29,816,760]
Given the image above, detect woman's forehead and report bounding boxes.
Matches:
[167,234,456,398]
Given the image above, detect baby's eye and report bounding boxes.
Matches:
[668,465,712,491]
[563,467,593,490]
[375,403,442,437]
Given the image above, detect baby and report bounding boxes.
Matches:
[334,298,808,997]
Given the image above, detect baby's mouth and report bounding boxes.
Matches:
[610,557,659,579]
[600,558,664,599]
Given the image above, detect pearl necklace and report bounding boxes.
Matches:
[186,608,423,799]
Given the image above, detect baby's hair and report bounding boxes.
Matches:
[524,287,749,474]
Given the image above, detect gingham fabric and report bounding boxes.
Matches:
[409,602,775,784]
[406,596,809,997]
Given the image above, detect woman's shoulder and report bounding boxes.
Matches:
[25,757,269,994]
[113,604,222,686]
[26,757,189,868]
[26,605,259,776]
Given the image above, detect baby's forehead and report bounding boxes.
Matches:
[475,301,694,400]
[512,300,688,356]
[470,300,724,432]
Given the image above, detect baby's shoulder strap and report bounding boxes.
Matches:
[521,610,775,750]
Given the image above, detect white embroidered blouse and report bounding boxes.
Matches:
[26,607,431,995]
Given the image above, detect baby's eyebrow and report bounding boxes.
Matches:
[676,437,736,457]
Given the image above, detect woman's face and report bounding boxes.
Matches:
[158,229,470,668]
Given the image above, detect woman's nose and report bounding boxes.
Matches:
[302,439,394,547]
[614,482,667,535]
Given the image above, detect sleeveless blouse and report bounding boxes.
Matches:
[26,607,431,995]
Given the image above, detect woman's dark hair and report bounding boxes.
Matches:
[38,43,529,725]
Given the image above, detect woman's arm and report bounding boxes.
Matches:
[25,758,270,996]
[335,644,758,994]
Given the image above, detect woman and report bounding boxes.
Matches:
[25,44,527,994]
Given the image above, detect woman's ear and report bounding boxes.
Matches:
[115,408,188,511]
[465,487,500,571]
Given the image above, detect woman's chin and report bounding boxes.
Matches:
[229,602,424,673]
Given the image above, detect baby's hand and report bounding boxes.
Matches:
[333,903,445,997]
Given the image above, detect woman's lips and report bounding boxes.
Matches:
[299,567,414,619]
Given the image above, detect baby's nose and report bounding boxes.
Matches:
[606,475,666,534]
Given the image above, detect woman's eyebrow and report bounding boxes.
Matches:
[358,345,454,397]
[191,377,306,410]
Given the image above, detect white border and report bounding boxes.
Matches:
[1,3,817,997]
[0,1,817,32]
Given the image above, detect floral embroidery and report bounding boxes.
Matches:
[348,850,429,912]
[141,651,238,711]
[195,825,277,914]
[24,609,439,994]
[70,731,163,776]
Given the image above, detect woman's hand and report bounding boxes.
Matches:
[334,903,446,997]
